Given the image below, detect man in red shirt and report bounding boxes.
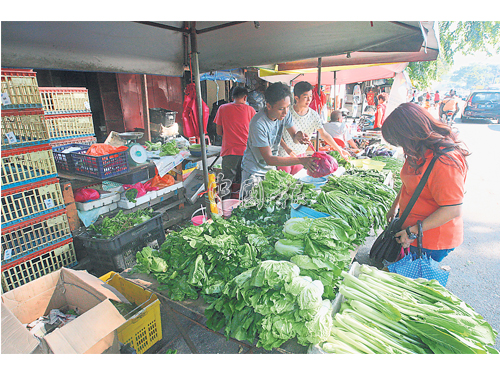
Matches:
[373,92,389,130]
[215,86,256,193]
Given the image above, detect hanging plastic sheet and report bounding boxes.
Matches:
[182,83,209,138]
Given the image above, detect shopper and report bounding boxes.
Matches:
[382,103,470,262]
[322,110,359,151]
[278,81,349,175]
[434,90,440,108]
[215,86,256,193]
[240,82,317,196]
[373,92,389,130]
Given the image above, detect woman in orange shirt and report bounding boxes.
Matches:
[382,103,470,262]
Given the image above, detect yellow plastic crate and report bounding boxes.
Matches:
[99,271,162,354]
[39,87,91,115]
[1,69,42,110]
[45,113,95,140]
[1,108,50,149]
[1,238,77,292]
[1,144,58,189]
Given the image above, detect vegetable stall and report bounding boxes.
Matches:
[117,158,498,354]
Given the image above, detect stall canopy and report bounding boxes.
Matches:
[2,21,431,76]
[258,62,409,86]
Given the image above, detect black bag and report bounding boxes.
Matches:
[369,150,449,262]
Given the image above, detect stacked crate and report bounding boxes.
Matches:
[40,87,97,148]
[1,69,77,292]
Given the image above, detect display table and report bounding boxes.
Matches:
[184,145,222,169]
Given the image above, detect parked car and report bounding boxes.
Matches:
[462,91,500,122]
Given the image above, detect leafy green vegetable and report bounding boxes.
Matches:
[159,140,180,156]
[145,141,162,151]
[125,188,138,203]
[275,239,304,258]
[133,247,168,274]
[319,264,499,354]
[89,209,154,238]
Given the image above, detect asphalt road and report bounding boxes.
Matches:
[355,110,500,351]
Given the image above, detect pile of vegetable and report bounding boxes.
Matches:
[318,264,499,354]
[329,150,352,169]
[205,260,335,350]
[159,140,180,156]
[145,141,162,151]
[89,209,154,238]
[275,217,353,300]
[312,172,396,236]
[133,214,274,302]
[371,155,404,190]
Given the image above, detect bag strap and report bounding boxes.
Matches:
[398,148,453,224]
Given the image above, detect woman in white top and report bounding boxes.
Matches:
[278,81,350,174]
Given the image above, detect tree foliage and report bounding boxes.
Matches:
[408,21,500,90]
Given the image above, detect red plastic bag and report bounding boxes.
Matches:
[182,83,209,138]
[123,182,147,198]
[86,143,128,156]
[309,85,327,112]
[73,188,100,203]
[148,173,175,189]
[307,151,339,178]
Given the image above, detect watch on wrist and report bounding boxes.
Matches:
[406,226,418,240]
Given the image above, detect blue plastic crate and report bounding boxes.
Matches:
[71,149,129,179]
[52,143,90,173]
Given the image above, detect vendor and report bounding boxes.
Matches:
[240,82,318,197]
[322,110,359,151]
[277,81,350,175]
[373,92,388,130]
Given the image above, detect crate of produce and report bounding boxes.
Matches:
[1,209,72,266]
[1,177,65,228]
[45,113,95,140]
[71,148,129,179]
[51,143,90,173]
[1,108,50,149]
[99,271,162,354]
[1,238,77,292]
[50,135,97,148]
[1,69,43,110]
[82,210,165,273]
[39,87,91,115]
[1,144,58,189]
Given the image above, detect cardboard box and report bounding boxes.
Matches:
[1,268,128,354]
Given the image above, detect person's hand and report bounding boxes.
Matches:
[393,228,414,249]
[386,205,398,223]
[339,149,350,161]
[289,151,298,158]
[294,131,310,145]
[299,156,318,173]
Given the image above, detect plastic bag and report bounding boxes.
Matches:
[86,143,128,156]
[182,83,209,138]
[73,188,100,203]
[148,173,175,189]
[307,151,338,178]
[309,85,327,112]
[123,182,147,198]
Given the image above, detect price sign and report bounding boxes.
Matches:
[4,249,13,261]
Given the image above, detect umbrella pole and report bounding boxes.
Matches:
[315,57,322,152]
[190,22,211,217]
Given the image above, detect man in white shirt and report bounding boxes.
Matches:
[323,110,359,150]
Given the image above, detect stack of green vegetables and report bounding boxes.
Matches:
[133,214,274,302]
[329,150,352,169]
[274,217,353,300]
[312,172,396,237]
[318,264,499,354]
[89,209,154,238]
[205,260,335,350]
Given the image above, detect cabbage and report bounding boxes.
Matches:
[283,217,312,237]
[297,278,324,311]
[275,239,305,258]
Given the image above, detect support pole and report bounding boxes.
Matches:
[315,57,322,152]
[141,74,151,142]
[189,22,211,216]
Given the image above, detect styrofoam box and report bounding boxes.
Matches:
[117,190,157,209]
[100,202,118,214]
[155,182,183,197]
[75,192,120,211]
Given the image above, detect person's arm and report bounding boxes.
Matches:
[258,146,317,172]
[394,205,462,249]
[216,123,223,136]
[285,126,310,145]
[317,128,349,160]
[347,139,359,150]
[280,138,296,156]
[386,187,402,222]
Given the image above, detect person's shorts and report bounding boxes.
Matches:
[409,245,455,262]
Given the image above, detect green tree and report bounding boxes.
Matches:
[407,21,500,90]
[450,64,500,90]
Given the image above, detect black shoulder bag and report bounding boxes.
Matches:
[369,150,448,262]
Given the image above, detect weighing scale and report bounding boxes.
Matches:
[118,132,148,166]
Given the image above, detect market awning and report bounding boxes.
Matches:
[258,62,409,86]
[1,21,430,76]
